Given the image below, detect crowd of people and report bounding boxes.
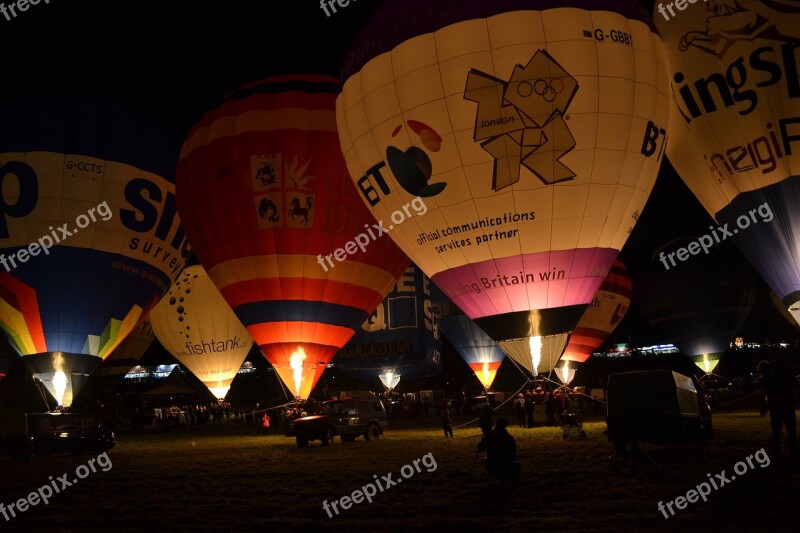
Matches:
[131,402,234,431]
[513,387,572,428]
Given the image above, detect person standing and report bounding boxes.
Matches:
[545,391,557,426]
[515,394,526,428]
[524,393,535,429]
[441,408,454,438]
[484,417,521,483]
[261,412,271,436]
[757,360,798,461]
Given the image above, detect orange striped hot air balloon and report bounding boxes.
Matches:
[561,260,631,365]
[176,75,409,399]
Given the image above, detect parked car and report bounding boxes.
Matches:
[27,413,115,456]
[606,370,712,453]
[0,408,31,459]
[464,395,490,414]
[289,397,387,447]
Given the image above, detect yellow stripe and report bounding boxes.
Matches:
[208,255,396,294]
[0,299,37,354]
[97,306,143,360]
[182,108,337,159]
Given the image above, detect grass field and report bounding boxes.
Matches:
[1,410,797,532]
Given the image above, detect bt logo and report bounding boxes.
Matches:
[356,120,446,207]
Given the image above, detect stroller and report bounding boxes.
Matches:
[560,408,586,439]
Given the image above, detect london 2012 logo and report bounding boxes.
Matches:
[464,50,579,192]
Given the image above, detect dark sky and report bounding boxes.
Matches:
[1,0,796,351]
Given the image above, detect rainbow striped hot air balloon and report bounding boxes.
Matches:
[0,96,187,406]
[336,0,669,373]
[561,260,631,365]
[83,318,156,398]
[176,75,409,399]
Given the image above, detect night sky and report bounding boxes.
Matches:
[1,0,797,362]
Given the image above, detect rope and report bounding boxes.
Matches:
[451,381,530,430]
[504,353,609,406]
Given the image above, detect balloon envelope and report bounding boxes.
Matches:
[636,240,756,368]
[771,291,800,330]
[176,75,409,399]
[439,314,505,390]
[337,0,669,368]
[656,0,800,326]
[335,263,442,382]
[0,96,187,406]
[150,265,254,399]
[562,260,631,364]
[84,318,156,395]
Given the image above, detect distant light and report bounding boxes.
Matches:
[379,371,400,390]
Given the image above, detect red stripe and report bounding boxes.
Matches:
[601,261,632,297]
[221,278,384,312]
[571,327,613,341]
[468,362,502,372]
[561,348,593,363]
[260,342,340,366]
[0,273,46,353]
[247,321,355,348]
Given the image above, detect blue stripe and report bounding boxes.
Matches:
[439,314,505,365]
[2,247,168,355]
[716,174,800,306]
[233,300,368,330]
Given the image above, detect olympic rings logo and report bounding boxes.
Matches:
[516,78,565,103]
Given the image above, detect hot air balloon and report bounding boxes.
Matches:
[440,314,505,391]
[76,318,156,402]
[150,266,254,400]
[0,96,188,406]
[561,260,631,365]
[334,263,441,384]
[771,291,800,330]
[655,0,800,326]
[176,75,409,400]
[637,240,757,376]
[430,280,505,390]
[337,0,669,376]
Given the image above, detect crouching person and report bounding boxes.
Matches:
[485,417,521,483]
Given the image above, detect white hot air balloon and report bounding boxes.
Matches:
[150,266,254,400]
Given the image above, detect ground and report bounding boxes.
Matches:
[0,410,797,531]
